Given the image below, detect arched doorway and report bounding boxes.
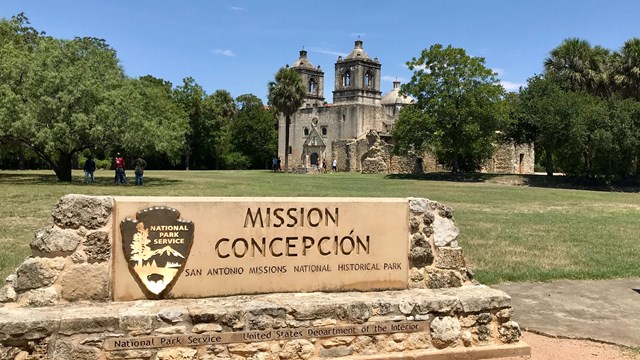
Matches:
[310,153,319,166]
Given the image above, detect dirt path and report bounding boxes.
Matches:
[503,331,638,360]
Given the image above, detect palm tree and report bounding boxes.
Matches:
[544,38,607,96]
[268,67,306,172]
[613,38,640,100]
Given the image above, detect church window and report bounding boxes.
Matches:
[321,127,327,136]
[288,146,292,154]
[309,78,316,93]
[365,71,372,87]
[343,70,351,87]
[304,127,309,136]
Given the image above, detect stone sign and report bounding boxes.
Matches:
[113,197,409,301]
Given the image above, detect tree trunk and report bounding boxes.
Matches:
[53,152,73,182]
[451,151,459,174]
[284,115,290,172]
[545,146,554,176]
[185,145,190,170]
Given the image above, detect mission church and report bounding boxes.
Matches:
[277,40,534,174]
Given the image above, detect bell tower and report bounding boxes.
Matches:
[333,40,381,105]
[291,49,325,107]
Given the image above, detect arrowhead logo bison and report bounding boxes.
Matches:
[120,207,194,299]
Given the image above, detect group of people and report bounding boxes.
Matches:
[271,157,282,172]
[269,156,338,173]
[83,153,147,185]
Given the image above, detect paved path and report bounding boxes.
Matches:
[495,278,640,347]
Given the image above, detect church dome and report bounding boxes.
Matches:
[381,81,414,105]
[345,40,371,61]
[292,50,316,69]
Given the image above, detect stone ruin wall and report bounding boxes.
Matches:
[0,195,524,360]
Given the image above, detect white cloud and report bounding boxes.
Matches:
[213,49,236,57]
[501,81,525,92]
[381,75,408,83]
[308,47,347,58]
[229,6,245,11]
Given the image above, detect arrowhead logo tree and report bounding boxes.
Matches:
[120,207,194,299]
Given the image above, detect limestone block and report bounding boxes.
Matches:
[228,343,260,356]
[336,302,370,324]
[83,231,111,263]
[321,336,355,348]
[409,246,434,268]
[433,217,459,247]
[410,232,428,248]
[423,212,435,226]
[436,203,454,219]
[370,301,394,316]
[499,321,521,344]
[405,332,430,350]
[60,263,108,301]
[154,326,187,335]
[424,269,463,289]
[477,324,492,342]
[0,284,17,303]
[312,318,336,327]
[292,303,335,321]
[60,313,118,335]
[156,347,197,360]
[189,305,227,324]
[398,300,415,315]
[15,257,65,291]
[279,339,314,360]
[19,286,58,307]
[408,198,428,214]
[249,314,274,330]
[51,194,113,230]
[119,310,155,335]
[30,227,82,255]
[461,331,473,346]
[430,316,461,349]
[413,292,459,315]
[409,216,420,234]
[192,323,223,333]
[106,349,154,359]
[158,308,188,324]
[52,340,100,360]
[5,274,16,284]
[455,287,511,313]
[435,247,466,269]
[496,308,513,323]
[319,345,353,358]
[477,313,492,325]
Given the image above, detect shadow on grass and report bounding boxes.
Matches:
[0,173,180,187]
[386,172,640,192]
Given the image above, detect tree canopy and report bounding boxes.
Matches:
[395,44,507,173]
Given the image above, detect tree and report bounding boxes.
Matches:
[267,67,306,172]
[231,94,278,169]
[397,44,507,173]
[202,90,237,169]
[544,38,611,98]
[173,77,204,170]
[613,38,640,101]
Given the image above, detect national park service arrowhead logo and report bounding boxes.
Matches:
[120,207,194,299]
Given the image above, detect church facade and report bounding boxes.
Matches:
[277,40,534,174]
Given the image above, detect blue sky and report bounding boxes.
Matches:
[2,1,639,102]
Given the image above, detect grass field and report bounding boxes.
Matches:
[1,169,639,284]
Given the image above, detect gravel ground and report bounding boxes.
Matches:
[503,332,639,360]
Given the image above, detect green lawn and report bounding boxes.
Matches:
[1,169,639,284]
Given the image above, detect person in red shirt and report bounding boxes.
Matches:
[115,153,126,185]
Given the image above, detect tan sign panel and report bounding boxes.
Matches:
[104,321,428,350]
[112,197,409,300]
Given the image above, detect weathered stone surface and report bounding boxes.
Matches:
[433,216,459,247]
[52,340,100,360]
[435,247,466,269]
[409,198,428,214]
[292,303,335,321]
[321,336,355,348]
[496,308,513,322]
[192,323,223,333]
[20,286,58,307]
[430,316,461,349]
[398,300,415,315]
[499,321,521,344]
[424,269,463,289]
[461,331,473,346]
[158,308,187,324]
[30,227,82,255]
[106,349,154,359]
[51,194,113,230]
[454,286,511,313]
[336,302,370,324]
[405,332,431,350]
[279,339,314,360]
[409,246,434,268]
[15,257,65,291]
[410,232,428,248]
[477,324,492,342]
[228,342,260,356]
[436,203,454,219]
[156,347,197,360]
[423,212,435,226]
[319,345,353,358]
[83,231,111,263]
[60,313,119,335]
[60,263,108,301]
[477,313,492,325]
[0,284,17,303]
[154,325,187,335]
[5,274,16,284]
[409,216,420,234]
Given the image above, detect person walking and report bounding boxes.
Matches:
[332,159,337,172]
[115,153,126,185]
[84,156,96,184]
[133,157,147,186]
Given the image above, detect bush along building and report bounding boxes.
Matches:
[277,40,534,174]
